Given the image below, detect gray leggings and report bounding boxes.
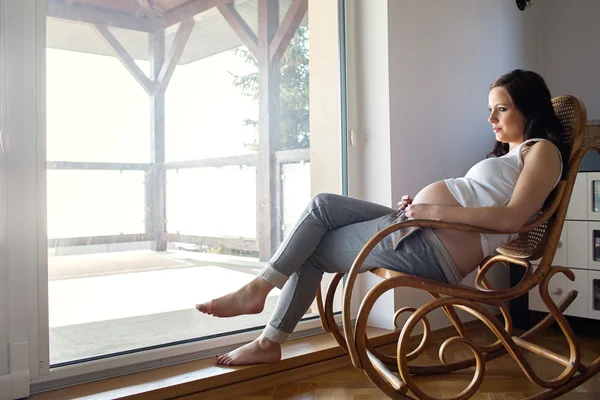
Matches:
[258,193,457,343]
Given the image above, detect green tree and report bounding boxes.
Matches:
[231,25,309,150]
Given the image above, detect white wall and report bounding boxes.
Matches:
[387,1,540,198]
[348,0,395,328]
[349,0,392,206]
[536,0,600,119]
[309,0,343,195]
[351,0,539,329]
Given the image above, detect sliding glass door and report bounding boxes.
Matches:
[44,0,343,367]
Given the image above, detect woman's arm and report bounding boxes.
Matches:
[405,141,562,232]
[406,203,522,232]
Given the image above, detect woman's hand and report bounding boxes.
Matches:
[405,204,439,220]
[397,195,413,211]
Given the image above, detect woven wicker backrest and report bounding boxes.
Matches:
[496,95,586,260]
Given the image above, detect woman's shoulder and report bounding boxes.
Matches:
[521,139,561,165]
[523,138,559,152]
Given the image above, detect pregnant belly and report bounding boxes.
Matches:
[413,181,461,207]
[412,181,483,277]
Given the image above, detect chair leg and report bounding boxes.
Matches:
[323,273,348,351]
[316,273,349,351]
[315,285,330,332]
[429,291,467,336]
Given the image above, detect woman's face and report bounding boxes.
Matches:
[488,87,526,149]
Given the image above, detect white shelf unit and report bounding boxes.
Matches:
[529,172,600,320]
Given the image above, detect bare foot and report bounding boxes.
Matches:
[195,277,273,317]
[216,335,282,366]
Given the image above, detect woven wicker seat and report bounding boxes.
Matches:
[316,95,600,399]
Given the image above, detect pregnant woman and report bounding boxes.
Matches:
[196,69,568,366]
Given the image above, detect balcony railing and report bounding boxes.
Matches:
[47,147,310,257]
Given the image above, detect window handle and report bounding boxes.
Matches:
[350,129,356,147]
[0,127,5,153]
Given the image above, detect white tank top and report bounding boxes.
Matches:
[444,139,562,257]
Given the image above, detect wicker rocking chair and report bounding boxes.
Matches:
[316,95,600,399]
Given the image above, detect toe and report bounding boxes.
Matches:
[196,304,212,315]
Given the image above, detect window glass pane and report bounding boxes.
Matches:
[45,0,337,367]
[166,166,256,239]
[46,24,151,163]
[47,170,145,239]
[165,50,258,161]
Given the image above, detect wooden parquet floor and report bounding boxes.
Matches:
[240,321,600,400]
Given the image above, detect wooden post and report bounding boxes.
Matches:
[147,30,167,251]
[257,0,281,260]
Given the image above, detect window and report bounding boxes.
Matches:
[0,0,350,392]
[44,0,327,367]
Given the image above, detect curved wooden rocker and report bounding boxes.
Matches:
[315,95,600,399]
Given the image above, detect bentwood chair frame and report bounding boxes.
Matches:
[316,95,600,399]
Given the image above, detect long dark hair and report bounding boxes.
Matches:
[487,69,568,176]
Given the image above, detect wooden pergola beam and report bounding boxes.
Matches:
[95,17,194,96]
[47,0,155,32]
[269,0,307,63]
[160,0,230,28]
[137,0,160,24]
[218,3,258,59]
[93,24,157,95]
[155,18,195,94]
